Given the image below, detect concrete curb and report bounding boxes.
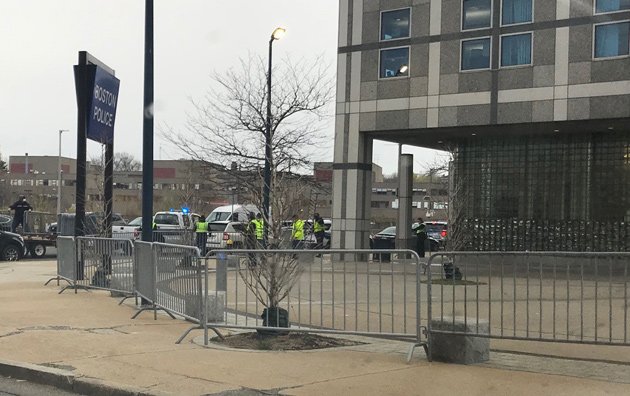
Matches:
[0,359,166,396]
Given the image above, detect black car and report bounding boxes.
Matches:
[425,221,448,249]
[0,230,26,261]
[369,226,440,256]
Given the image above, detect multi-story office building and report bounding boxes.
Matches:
[334,0,630,251]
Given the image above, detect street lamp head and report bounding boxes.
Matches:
[271,27,286,41]
[396,64,408,76]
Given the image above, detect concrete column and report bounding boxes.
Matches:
[396,154,414,251]
[331,0,372,251]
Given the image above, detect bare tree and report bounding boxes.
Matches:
[113,152,141,172]
[164,53,335,326]
[0,151,7,172]
[422,145,472,251]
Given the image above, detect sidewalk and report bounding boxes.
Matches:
[1,259,630,396]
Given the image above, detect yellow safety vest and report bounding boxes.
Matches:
[313,219,325,233]
[196,221,208,233]
[254,219,264,240]
[292,219,305,240]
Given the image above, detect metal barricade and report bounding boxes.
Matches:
[134,241,155,302]
[132,243,201,328]
[69,237,135,295]
[189,249,427,359]
[45,236,75,288]
[426,252,630,359]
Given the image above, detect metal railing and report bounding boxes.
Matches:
[426,252,630,357]
[55,237,135,296]
[132,242,201,323]
[181,249,428,359]
[45,236,76,288]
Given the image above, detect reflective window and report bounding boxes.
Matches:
[502,0,533,25]
[501,33,532,66]
[461,38,491,70]
[381,8,411,40]
[596,0,630,13]
[379,47,409,78]
[463,0,492,30]
[594,22,630,58]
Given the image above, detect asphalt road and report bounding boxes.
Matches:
[0,375,81,396]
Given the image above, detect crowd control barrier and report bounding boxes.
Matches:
[425,252,630,360]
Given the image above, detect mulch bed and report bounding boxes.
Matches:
[212,332,364,351]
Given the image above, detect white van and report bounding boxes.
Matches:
[206,204,259,223]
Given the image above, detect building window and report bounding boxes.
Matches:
[381,8,410,41]
[379,47,409,78]
[501,32,532,67]
[595,0,630,13]
[502,0,533,25]
[594,22,630,58]
[463,0,492,30]
[461,37,491,70]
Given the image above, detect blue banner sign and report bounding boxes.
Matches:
[86,66,120,144]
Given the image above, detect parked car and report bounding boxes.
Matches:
[206,204,259,223]
[56,212,128,236]
[369,225,440,254]
[424,221,448,249]
[153,211,201,230]
[206,221,247,252]
[0,231,25,261]
[112,216,142,239]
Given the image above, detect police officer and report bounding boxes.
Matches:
[195,215,208,255]
[313,212,325,251]
[254,213,264,247]
[414,217,427,257]
[291,214,305,249]
[9,195,32,233]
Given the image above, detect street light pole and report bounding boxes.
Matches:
[263,27,285,245]
[57,129,68,215]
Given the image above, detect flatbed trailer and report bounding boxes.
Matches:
[21,233,57,258]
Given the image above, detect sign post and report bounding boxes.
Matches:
[73,51,120,237]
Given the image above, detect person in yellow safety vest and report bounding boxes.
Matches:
[291,214,305,249]
[195,215,208,255]
[313,212,325,250]
[254,213,264,247]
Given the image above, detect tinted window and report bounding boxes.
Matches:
[463,0,492,30]
[379,226,396,235]
[596,0,630,13]
[381,8,410,40]
[231,223,245,232]
[502,0,532,25]
[501,33,532,66]
[112,214,126,226]
[462,38,491,70]
[183,216,190,227]
[425,224,447,233]
[207,212,231,222]
[154,214,179,225]
[208,223,228,232]
[594,22,630,58]
[380,47,409,78]
[128,217,142,226]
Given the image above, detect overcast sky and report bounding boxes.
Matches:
[0,0,441,176]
